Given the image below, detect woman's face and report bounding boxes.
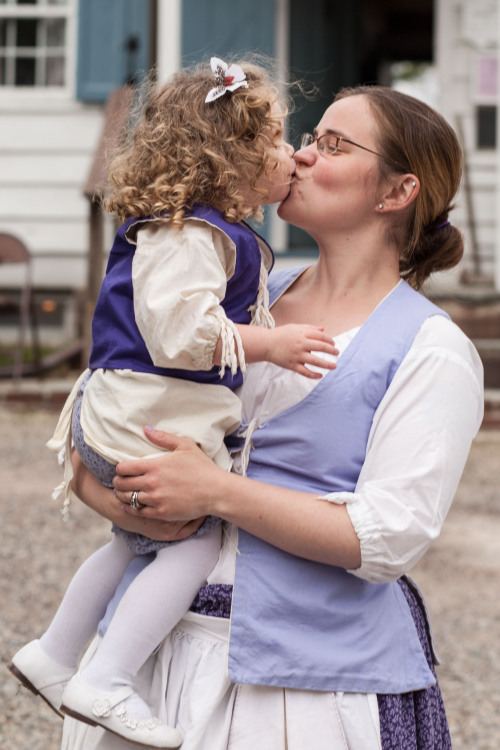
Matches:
[278,95,383,237]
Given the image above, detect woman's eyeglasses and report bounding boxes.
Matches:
[300,132,382,158]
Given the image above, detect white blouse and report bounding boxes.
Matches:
[218,310,484,585]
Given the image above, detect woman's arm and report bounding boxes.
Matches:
[113,432,362,571]
[71,450,204,542]
[135,222,338,379]
[323,316,484,582]
[113,319,483,578]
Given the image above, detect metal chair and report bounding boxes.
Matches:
[0,233,41,380]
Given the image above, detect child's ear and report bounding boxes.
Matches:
[378,175,419,213]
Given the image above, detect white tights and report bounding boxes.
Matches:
[40,526,222,697]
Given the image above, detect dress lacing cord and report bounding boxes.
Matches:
[233,413,268,477]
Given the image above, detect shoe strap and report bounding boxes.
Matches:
[103,685,135,709]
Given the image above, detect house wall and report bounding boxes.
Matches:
[2,0,498,315]
[0,0,154,291]
[0,0,154,347]
[0,98,104,291]
[435,0,499,286]
[0,93,109,347]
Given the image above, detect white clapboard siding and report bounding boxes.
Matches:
[0,220,89,255]
[0,101,105,292]
[436,0,499,280]
[1,109,104,152]
[1,154,92,186]
[0,186,89,221]
[0,254,87,287]
[32,255,89,288]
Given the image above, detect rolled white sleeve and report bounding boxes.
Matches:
[131,220,238,371]
[322,315,484,583]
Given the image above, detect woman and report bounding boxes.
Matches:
[65,86,483,749]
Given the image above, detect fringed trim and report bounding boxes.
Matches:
[248,263,275,329]
[216,311,246,377]
[50,435,74,522]
[46,369,89,522]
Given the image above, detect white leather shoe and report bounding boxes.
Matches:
[61,673,182,748]
[8,639,76,718]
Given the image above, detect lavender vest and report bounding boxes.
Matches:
[228,269,448,693]
[89,205,272,390]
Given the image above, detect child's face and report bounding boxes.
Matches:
[257,103,295,205]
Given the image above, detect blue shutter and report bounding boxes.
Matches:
[181,0,275,65]
[76,0,151,102]
[181,0,276,241]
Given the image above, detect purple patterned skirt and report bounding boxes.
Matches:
[190,578,452,749]
[377,578,452,749]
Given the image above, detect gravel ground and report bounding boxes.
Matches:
[1,403,499,749]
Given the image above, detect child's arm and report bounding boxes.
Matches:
[214,324,338,379]
[133,223,336,378]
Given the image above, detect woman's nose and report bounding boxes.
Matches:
[293,143,315,165]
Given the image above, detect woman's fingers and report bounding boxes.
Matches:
[113,431,214,520]
[142,426,191,450]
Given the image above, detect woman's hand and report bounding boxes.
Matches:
[71,449,203,541]
[114,427,224,523]
[114,427,361,570]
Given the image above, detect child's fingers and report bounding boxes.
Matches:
[301,338,338,356]
[303,330,338,349]
[308,342,338,356]
[306,326,334,339]
[295,364,324,379]
[309,357,337,370]
[293,356,337,377]
[301,353,337,370]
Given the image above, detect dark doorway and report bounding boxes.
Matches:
[287,0,434,251]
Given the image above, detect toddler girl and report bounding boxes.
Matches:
[8,57,336,748]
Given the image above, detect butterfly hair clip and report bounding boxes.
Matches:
[205,56,248,103]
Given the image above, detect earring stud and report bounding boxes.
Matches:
[378,203,383,210]
[412,181,416,187]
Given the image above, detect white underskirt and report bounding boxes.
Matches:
[61,611,381,750]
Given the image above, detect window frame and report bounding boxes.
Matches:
[473,52,498,151]
[476,104,497,150]
[0,0,76,101]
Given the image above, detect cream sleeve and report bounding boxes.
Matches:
[131,220,243,373]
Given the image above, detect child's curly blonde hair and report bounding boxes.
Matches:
[105,59,287,228]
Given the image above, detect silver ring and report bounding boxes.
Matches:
[130,490,144,510]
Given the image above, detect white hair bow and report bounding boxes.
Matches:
[205,56,248,103]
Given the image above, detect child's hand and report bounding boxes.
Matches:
[266,325,338,378]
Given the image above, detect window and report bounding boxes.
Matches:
[0,0,71,88]
[476,105,497,149]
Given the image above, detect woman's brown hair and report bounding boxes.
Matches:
[105,59,286,228]
[335,85,464,289]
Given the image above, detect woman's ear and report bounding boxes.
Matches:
[378,175,419,213]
